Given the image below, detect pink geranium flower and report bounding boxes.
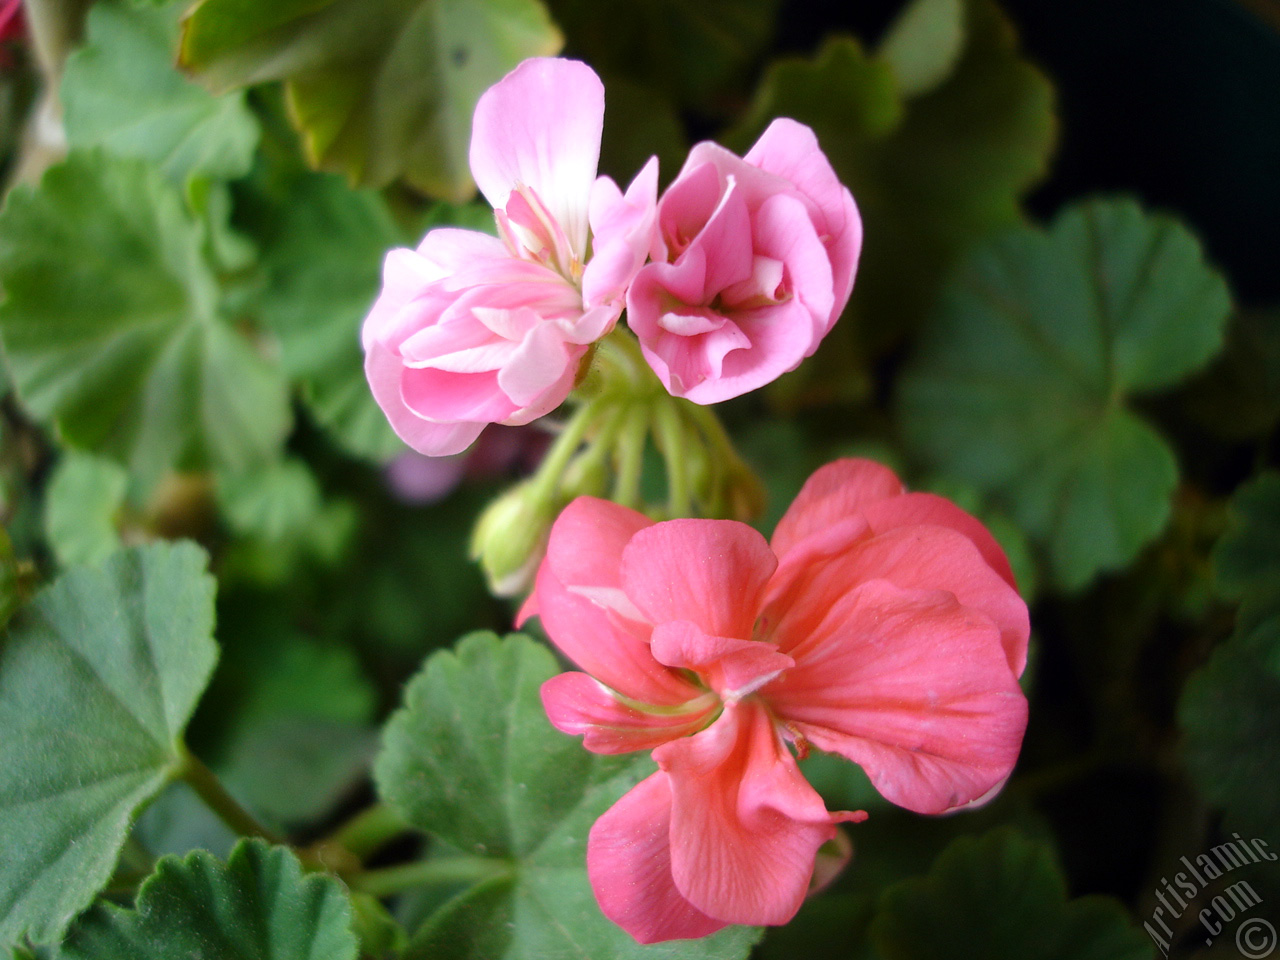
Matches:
[626,120,862,404]
[521,459,1029,942]
[363,58,657,456]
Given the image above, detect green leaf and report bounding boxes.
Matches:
[545,0,779,115]
[0,542,217,948]
[61,2,260,184]
[728,34,904,169]
[871,828,1154,960]
[131,781,238,861]
[216,457,357,583]
[1179,615,1280,838]
[1180,310,1280,441]
[180,0,563,199]
[42,453,128,569]
[1212,472,1280,626]
[0,153,291,484]
[255,174,405,462]
[899,198,1232,589]
[878,0,966,98]
[376,632,761,959]
[734,0,1055,405]
[59,839,359,960]
[322,486,495,655]
[195,597,376,825]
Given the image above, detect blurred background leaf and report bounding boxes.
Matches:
[61,1,260,184]
[870,828,1154,960]
[0,153,291,486]
[180,0,563,199]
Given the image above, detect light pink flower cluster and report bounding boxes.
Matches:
[363,58,861,455]
[520,459,1030,942]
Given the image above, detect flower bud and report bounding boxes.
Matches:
[469,482,556,598]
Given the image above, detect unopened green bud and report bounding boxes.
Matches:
[470,482,556,598]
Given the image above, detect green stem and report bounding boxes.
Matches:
[682,400,741,467]
[654,399,692,518]
[528,400,600,505]
[681,400,763,520]
[563,401,628,493]
[326,803,410,862]
[612,404,649,509]
[177,745,283,845]
[347,856,512,898]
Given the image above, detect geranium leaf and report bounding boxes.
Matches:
[871,828,1154,960]
[545,0,779,115]
[732,0,1056,404]
[1212,472,1280,629]
[42,453,128,569]
[179,0,563,199]
[375,632,761,959]
[193,596,376,826]
[899,198,1232,589]
[1179,615,1280,839]
[254,174,407,462]
[215,457,357,584]
[878,0,966,98]
[62,2,260,184]
[58,840,358,960]
[0,543,217,948]
[0,153,291,485]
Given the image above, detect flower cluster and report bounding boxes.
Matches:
[362,58,861,456]
[520,459,1030,942]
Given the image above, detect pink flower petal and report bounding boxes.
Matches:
[771,459,905,558]
[415,227,510,275]
[496,321,579,408]
[400,323,515,373]
[655,161,724,259]
[363,339,486,456]
[588,772,727,944]
[583,156,660,309]
[767,522,1029,676]
[747,192,834,344]
[560,304,621,346]
[650,621,793,700]
[764,579,1028,814]
[620,519,776,640]
[469,58,603,262]
[685,298,810,404]
[686,179,755,299]
[541,496,653,607]
[745,118,862,326]
[530,562,699,708]
[541,672,717,754]
[361,250,445,352]
[400,366,517,424]
[861,492,1019,591]
[655,701,842,925]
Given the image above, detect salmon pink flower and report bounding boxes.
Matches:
[521,458,1029,942]
[626,119,861,404]
[363,58,658,456]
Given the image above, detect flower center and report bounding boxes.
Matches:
[495,182,582,285]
